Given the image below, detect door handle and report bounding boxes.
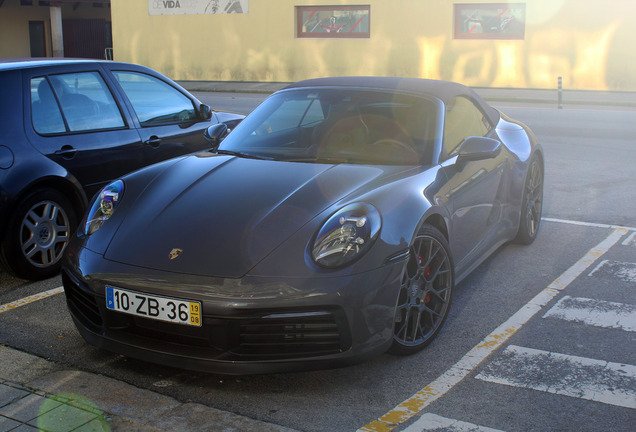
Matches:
[145,136,161,147]
[54,145,77,159]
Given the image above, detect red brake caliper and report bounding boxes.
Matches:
[419,254,432,304]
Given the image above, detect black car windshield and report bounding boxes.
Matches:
[218,88,438,165]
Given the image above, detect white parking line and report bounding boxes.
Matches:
[476,345,636,409]
[0,287,64,315]
[543,296,636,332]
[358,227,628,432]
[543,217,636,231]
[403,413,504,432]
[622,232,636,246]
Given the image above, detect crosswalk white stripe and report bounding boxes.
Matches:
[588,259,636,282]
[543,296,636,332]
[475,345,636,409]
[403,413,504,432]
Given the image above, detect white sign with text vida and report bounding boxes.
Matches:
[148,0,248,15]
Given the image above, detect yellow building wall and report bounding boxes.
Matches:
[0,1,50,57]
[111,0,635,90]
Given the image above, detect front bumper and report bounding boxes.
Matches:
[62,247,405,375]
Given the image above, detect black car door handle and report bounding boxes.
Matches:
[54,145,78,159]
[145,136,161,147]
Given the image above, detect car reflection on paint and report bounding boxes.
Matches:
[62,77,543,374]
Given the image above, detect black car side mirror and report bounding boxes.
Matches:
[456,136,502,170]
[204,123,229,149]
[199,104,213,120]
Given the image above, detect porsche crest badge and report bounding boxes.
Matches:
[169,248,183,260]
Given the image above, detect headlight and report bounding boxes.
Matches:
[312,203,381,268]
[84,180,124,235]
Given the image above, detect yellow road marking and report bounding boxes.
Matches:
[0,287,64,314]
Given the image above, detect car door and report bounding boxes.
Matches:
[24,66,145,199]
[439,96,507,271]
[108,69,213,166]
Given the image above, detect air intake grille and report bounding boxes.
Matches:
[235,311,346,359]
[62,271,103,332]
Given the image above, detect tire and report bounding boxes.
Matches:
[389,224,454,356]
[514,155,543,245]
[0,189,77,280]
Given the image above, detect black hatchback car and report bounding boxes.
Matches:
[0,58,243,280]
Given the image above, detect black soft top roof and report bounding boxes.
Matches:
[284,76,499,125]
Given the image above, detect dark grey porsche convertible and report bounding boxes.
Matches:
[62,77,543,374]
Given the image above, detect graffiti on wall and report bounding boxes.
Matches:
[417,21,620,90]
[148,0,248,15]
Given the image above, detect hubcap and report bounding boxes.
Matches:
[20,200,70,268]
[393,234,452,347]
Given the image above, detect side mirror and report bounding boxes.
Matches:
[456,136,501,170]
[204,123,229,149]
[198,104,213,120]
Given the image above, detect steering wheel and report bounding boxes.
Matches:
[370,139,418,155]
[254,121,273,136]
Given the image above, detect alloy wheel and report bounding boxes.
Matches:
[393,231,453,350]
[19,200,71,268]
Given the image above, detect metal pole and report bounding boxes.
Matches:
[557,76,563,109]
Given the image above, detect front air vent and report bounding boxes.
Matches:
[234,311,348,359]
[62,271,103,332]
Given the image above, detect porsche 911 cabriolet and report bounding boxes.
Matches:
[62,77,543,374]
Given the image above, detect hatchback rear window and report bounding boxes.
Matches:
[31,72,125,134]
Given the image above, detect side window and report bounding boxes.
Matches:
[301,99,325,126]
[113,71,197,126]
[443,96,491,156]
[31,78,65,134]
[31,72,125,134]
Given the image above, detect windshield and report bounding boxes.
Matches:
[219,88,438,165]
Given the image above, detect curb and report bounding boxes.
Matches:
[0,346,296,432]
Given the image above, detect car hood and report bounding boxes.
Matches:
[104,155,391,278]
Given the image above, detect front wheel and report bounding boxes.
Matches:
[0,189,77,280]
[389,225,454,355]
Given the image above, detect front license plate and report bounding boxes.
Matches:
[105,286,201,327]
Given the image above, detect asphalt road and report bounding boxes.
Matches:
[1,96,635,432]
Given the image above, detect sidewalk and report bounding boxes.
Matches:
[178,80,636,109]
[0,346,296,432]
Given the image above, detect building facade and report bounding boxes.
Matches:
[0,0,112,60]
[2,0,635,91]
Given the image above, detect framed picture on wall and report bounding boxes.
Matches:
[454,3,525,40]
[296,5,370,39]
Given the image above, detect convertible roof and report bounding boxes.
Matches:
[284,76,500,124]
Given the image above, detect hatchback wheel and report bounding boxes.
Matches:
[1,189,77,280]
[389,225,454,355]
